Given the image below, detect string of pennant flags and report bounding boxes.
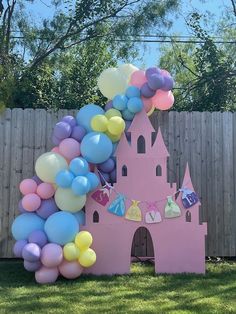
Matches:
[91,171,199,224]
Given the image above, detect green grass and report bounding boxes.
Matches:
[0,261,236,314]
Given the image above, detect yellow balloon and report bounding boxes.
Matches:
[105,131,121,143]
[55,187,86,213]
[107,116,125,135]
[118,63,139,81]
[63,243,80,261]
[98,68,127,99]
[91,114,108,132]
[78,248,96,268]
[75,231,93,251]
[105,108,122,120]
[35,152,68,183]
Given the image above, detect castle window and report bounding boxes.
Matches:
[122,165,127,176]
[137,135,146,154]
[156,165,162,176]
[93,211,99,223]
[186,210,191,222]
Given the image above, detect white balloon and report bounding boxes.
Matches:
[118,63,139,81]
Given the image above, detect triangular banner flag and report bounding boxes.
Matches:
[180,188,199,208]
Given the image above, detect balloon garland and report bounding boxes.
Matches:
[11,64,176,284]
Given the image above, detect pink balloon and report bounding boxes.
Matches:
[20,179,38,195]
[37,183,55,199]
[59,138,80,161]
[160,69,171,77]
[152,90,174,110]
[22,193,41,212]
[51,146,60,154]
[35,266,59,284]
[141,96,153,113]
[41,243,63,268]
[129,70,146,88]
[59,260,83,279]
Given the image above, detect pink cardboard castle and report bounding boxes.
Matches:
[82,110,207,275]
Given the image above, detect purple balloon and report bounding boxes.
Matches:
[52,134,61,146]
[28,230,48,248]
[18,199,27,213]
[22,243,41,262]
[148,74,164,90]
[61,115,77,127]
[140,82,156,98]
[32,176,43,185]
[13,240,28,258]
[110,169,117,183]
[98,158,115,173]
[24,260,42,272]
[105,101,113,111]
[36,198,59,219]
[71,125,87,142]
[161,75,174,91]
[145,67,161,80]
[53,122,72,140]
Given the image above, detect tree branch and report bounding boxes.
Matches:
[230,0,236,16]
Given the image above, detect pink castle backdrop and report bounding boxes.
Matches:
[82,110,207,275]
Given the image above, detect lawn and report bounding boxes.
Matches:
[0,261,236,314]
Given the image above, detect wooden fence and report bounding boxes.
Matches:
[0,109,236,258]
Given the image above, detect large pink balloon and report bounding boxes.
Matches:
[129,70,146,88]
[35,266,59,284]
[41,243,63,268]
[59,138,80,161]
[20,179,38,195]
[22,193,41,212]
[152,90,174,110]
[59,260,83,279]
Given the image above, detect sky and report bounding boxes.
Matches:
[11,0,229,68]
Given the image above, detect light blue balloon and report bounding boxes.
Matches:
[86,172,99,190]
[76,104,104,132]
[113,94,128,111]
[44,212,78,245]
[125,86,141,98]
[55,170,74,188]
[69,157,89,176]
[122,109,135,121]
[72,176,91,196]
[112,143,118,155]
[81,132,113,164]
[127,97,143,113]
[12,213,45,241]
[73,211,85,226]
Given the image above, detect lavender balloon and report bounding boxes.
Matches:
[105,100,113,111]
[18,199,27,213]
[62,115,77,127]
[32,175,43,185]
[22,243,41,262]
[110,169,117,183]
[24,260,42,272]
[161,75,174,91]
[71,125,87,142]
[13,239,28,258]
[53,122,72,140]
[28,230,48,248]
[146,67,161,80]
[148,74,164,90]
[98,158,115,173]
[140,82,156,98]
[52,134,61,146]
[36,198,59,219]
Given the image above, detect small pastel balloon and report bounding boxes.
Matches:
[125,85,141,98]
[127,97,143,113]
[76,104,105,132]
[63,242,80,261]
[152,90,174,110]
[86,172,99,190]
[35,152,68,183]
[145,67,161,80]
[141,96,153,113]
[107,116,125,135]
[148,73,164,90]
[51,146,60,154]
[75,231,93,251]
[105,131,121,143]
[112,94,128,111]
[105,108,122,119]
[22,193,41,212]
[55,169,74,188]
[52,134,61,146]
[13,240,28,258]
[161,75,174,91]
[24,260,42,272]
[18,199,27,213]
[41,243,63,268]
[105,100,113,111]
[69,157,89,176]
[61,115,77,127]
[35,266,59,284]
[28,230,48,248]
[97,67,127,99]
[118,63,139,80]
[20,179,38,195]
[36,198,59,219]
[59,138,80,161]
[55,187,86,213]
[122,109,135,121]
[140,82,156,98]
[54,122,72,140]
[72,176,91,196]
[91,114,108,132]
[36,183,55,199]
[73,211,85,226]
[130,70,146,88]
[98,158,115,173]
[71,125,87,142]
[78,248,96,268]
[22,243,41,262]
[59,260,83,279]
